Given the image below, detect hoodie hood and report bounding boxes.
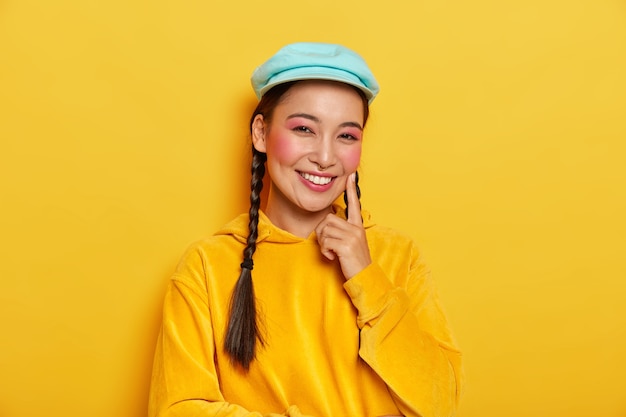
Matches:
[215,203,375,244]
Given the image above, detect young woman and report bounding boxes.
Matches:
[149,42,462,417]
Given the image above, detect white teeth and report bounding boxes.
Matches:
[300,172,333,185]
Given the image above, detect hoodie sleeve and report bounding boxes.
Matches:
[343,244,463,417]
[148,248,314,417]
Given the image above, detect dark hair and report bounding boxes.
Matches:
[224,80,369,370]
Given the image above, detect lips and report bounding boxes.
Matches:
[298,171,334,185]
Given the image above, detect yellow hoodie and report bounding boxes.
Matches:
[149,206,462,417]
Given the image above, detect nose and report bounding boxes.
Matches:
[309,137,336,171]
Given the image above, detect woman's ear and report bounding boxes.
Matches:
[251,114,267,153]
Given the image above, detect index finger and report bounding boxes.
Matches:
[345,172,362,225]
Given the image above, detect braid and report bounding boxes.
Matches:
[224,147,266,370]
[344,171,362,219]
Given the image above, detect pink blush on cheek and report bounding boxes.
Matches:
[342,148,362,172]
[267,131,300,162]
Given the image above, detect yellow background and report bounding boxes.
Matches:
[1,0,625,416]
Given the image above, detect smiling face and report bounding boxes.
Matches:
[252,80,366,233]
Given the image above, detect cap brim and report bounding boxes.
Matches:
[258,66,376,103]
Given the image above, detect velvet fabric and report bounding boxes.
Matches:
[149,205,462,417]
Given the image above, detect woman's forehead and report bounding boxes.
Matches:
[275,81,365,119]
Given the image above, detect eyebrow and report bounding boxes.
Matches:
[287,113,363,130]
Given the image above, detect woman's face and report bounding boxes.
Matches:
[252,80,365,219]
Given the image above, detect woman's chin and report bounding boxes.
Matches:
[297,198,338,215]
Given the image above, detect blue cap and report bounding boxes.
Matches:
[251,42,380,104]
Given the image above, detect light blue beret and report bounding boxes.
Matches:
[251,42,380,104]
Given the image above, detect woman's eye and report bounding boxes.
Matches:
[339,133,358,141]
[293,126,313,133]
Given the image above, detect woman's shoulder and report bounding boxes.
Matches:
[367,222,419,246]
[185,213,249,254]
[169,214,249,289]
[365,221,429,283]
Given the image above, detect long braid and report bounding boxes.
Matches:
[224,147,266,370]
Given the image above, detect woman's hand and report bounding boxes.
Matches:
[315,172,371,280]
